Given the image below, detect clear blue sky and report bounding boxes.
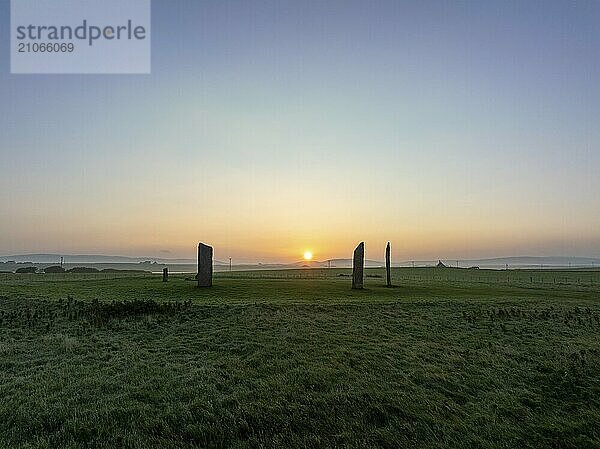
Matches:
[1,0,599,262]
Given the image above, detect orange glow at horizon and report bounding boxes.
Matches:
[2,165,598,262]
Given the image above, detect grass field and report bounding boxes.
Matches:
[1,268,599,448]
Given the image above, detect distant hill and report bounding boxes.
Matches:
[1,254,598,271]
[464,256,600,267]
[403,256,600,268]
[0,253,229,264]
[286,259,383,268]
[286,256,600,269]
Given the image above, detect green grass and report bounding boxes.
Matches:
[1,268,599,448]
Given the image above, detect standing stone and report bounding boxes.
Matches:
[352,242,364,289]
[197,242,213,287]
[385,242,391,287]
[162,267,168,282]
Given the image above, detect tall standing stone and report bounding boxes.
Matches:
[162,267,168,282]
[197,242,213,287]
[385,242,391,287]
[352,242,364,289]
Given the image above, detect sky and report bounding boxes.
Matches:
[1,0,599,263]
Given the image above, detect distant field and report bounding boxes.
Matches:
[1,268,599,448]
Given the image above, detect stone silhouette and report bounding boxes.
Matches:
[352,242,364,289]
[197,243,213,287]
[162,267,168,282]
[385,242,391,287]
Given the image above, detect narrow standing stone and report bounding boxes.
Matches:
[385,242,391,287]
[162,267,168,282]
[197,242,213,287]
[352,242,364,289]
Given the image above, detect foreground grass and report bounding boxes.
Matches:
[0,269,599,448]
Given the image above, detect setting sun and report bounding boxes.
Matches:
[303,251,313,261]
